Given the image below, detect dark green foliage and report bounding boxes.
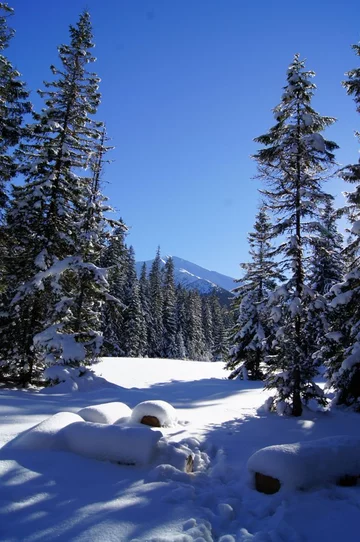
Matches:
[0,12,116,383]
[254,54,337,415]
[148,247,164,357]
[162,257,178,358]
[227,207,284,380]
[0,3,31,218]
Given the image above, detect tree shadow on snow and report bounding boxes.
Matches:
[143,377,265,410]
[0,445,191,542]
[199,405,360,471]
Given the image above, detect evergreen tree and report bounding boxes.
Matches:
[102,222,128,355]
[175,285,188,359]
[227,207,284,379]
[254,54,338,415]
[305,199,344,363]
[309,199,344,295]
[341,39,360,193]
[121,246,145,357]
[139,262,151,357]
[162,256,178,358]
[185,290,206,360]
[202,296,214,360]
[320,40,360,409]
[0,2,31,218]
[210,294,228,361]
[0,12,111,383]
[148,247,164,357]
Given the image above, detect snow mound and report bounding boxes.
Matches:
[42,365,115,393]
[247,436,360,490]
[131,400,178,427]
[78,402,132,424]
[58,421,162,465]
[155,439,193,472]
[10,412,82,450]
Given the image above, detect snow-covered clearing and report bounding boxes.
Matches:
[0,357,359,542]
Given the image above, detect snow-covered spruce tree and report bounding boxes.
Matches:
[341,38,360,191]
[0,12,112,383]
[101,222,128,355]
[0,2,31,218]
[202,296,214,360]
[305,199,344,363]
[254,54,338,416]
[35,128,124,369]
[148,247,164,357]
[309,198,344,296]
[185,290,206,361]
[0,3,31,321]
[139,262,151,357]
[121,246,146,357]
[162,256,178,358]
[175,284,188,359]
[210,294,229,361]
[227,206,284,380]
[319,40,360,409]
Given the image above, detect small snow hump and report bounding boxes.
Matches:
[248,435,360,492]
[131,400,178,427]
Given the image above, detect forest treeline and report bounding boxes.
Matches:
[0,5,360,416]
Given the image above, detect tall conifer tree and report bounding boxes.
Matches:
[321,40,360,409]
[148,247,164,357]
[0,2,31,218]
[162,257,178,358]
[121,246,145,357]
[254,54,338,415]
[0,12,114,383]
[227,206,284,379]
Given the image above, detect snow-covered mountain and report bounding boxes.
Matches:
[136,255,235,301]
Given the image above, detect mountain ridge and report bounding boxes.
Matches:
[135,256,236,305]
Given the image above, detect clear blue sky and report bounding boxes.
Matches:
[8,0,360,277]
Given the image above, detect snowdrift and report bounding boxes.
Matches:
[10,411,82,450]
[78,402,132,424]
[58,421,162,465]
[8,397,194,470]
[248,436,360,492]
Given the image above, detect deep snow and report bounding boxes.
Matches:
[0,357,359,541]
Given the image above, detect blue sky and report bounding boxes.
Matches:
[9,0,360,277]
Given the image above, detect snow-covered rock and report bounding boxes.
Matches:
[58,421,162,465]
[10,412,83,450]
[131,400,178,427]
[247,436,360,491]
[78,402,132,424]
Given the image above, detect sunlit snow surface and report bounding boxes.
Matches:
[1,357,360,541]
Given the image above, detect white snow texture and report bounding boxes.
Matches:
[78,402,132,424]
[130,400,178,427]
[247,435,360,490]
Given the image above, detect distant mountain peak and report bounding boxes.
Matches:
[135,255,235,305]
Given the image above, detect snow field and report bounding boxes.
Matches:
[247,436,360,490]
[1,357,360,542]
